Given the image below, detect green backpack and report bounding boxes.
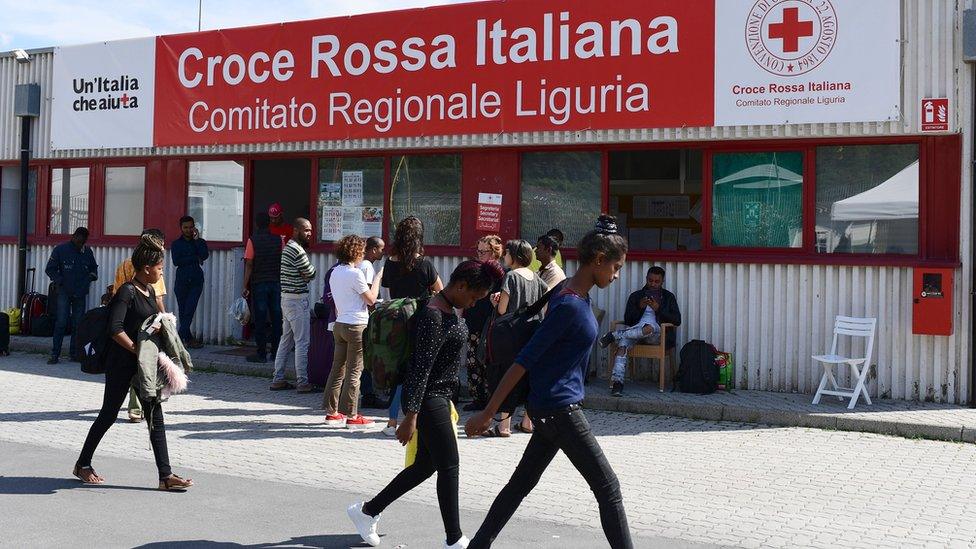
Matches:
[364,297,426,391]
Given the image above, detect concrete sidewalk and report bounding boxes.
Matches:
[12,335,976,443]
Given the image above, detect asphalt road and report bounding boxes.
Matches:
[0,441,714,549]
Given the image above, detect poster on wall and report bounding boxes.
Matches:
[51,37,156,149]
[320,206,343,240]
[341,172,364,206]
[476,193,503,232]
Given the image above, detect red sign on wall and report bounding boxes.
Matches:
[476,193,503,232]
[921,98,949,132]
[153,0,714,146]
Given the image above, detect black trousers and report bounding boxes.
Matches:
[77,353,172,480]
[470,407,632,549]
[363,397,461,544]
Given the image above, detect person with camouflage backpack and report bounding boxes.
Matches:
[375,217,443,437]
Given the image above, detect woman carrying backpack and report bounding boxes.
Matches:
[465,215,634,549]
[73,233,194,491]
[482,239,547,437]
[348,260,505,549]
[380,216,443,436]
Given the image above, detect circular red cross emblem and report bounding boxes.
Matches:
[745,0,838,77]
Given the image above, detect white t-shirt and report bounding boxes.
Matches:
[358,259,376,286]
[330,264,371,325]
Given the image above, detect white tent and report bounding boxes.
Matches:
[830,160,918,221]
[714,163,803,189]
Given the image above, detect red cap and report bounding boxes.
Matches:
[268,203,282,217]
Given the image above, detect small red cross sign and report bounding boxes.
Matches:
[120,94,130,106]
[768,7,814,53]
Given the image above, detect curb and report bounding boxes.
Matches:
[583,394,969,443]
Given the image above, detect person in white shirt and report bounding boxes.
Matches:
[324,235,382,429]
[358,236,387,409]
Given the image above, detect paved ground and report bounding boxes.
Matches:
[13,335,976,443]
[2,352,976,548]
[1,441,663,549]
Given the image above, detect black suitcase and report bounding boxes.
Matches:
[0,311,9,356]
[31,314,54,338]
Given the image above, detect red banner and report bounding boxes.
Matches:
[153,0,714,146]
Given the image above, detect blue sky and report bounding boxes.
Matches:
[0,0,468,51]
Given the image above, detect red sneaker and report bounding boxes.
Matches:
[325,413,347,427]
[346,415,374,430]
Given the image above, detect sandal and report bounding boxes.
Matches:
[482,425,511,438]
[158,474,194,491]
[73,465,104,484]
[515,422,534,434]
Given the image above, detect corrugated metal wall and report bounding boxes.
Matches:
[0,0,971,403]
[0,245,465,348]
[582,260,970,404]
[0,244,969,403]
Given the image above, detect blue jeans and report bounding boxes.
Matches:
[251,281,282,358]
[388,385,403,422]
[175,279,204,342]
[52,292,87,359]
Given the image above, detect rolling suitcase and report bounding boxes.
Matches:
[307,264,338,387]
[20,268,47,337]
[308,316,335,387]
[0,311,9,355]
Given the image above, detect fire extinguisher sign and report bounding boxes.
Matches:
[921,98,949,132]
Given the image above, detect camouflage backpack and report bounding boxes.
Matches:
[364,297,427,391]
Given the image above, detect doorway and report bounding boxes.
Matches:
[251,159,311,233]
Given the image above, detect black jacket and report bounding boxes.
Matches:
[623,287,681,349]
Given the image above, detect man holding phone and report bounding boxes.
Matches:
[172,215,210,349]
[598,266,682,396]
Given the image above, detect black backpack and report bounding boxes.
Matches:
[479,288,554,370]
[676,340,719,394]
[75,306,111,374]
[478,288,554,413]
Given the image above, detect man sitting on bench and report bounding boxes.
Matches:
[598,266,682,396]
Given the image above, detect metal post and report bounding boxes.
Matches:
[16,116,31,301]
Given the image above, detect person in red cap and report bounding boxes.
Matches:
[267,203,293,246]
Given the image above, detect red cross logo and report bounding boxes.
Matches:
[120,94,130,105]
[768,7,814,53]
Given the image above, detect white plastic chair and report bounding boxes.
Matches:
[812,316,877,410]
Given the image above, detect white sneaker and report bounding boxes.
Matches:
[382,425,397,437]
[347,501,380,547]
[446,535,470,549]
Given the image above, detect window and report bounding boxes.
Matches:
[188,161,245,241]
[815,144,920,255]
[318,157,384,242]
[0,166,36,236]
[609,149,703,251]
[391,154,461,246]
[711,152,804,248]
[104,166,146,236]
[521,152,602,245]
[49,167,90,235]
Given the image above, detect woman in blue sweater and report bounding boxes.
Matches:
[465,215,633,549]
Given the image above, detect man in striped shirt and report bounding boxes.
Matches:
[271,218,317,392]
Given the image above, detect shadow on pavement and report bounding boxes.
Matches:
[0,475,158,494]
[132,534,371,548]
[1,351,775,439]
